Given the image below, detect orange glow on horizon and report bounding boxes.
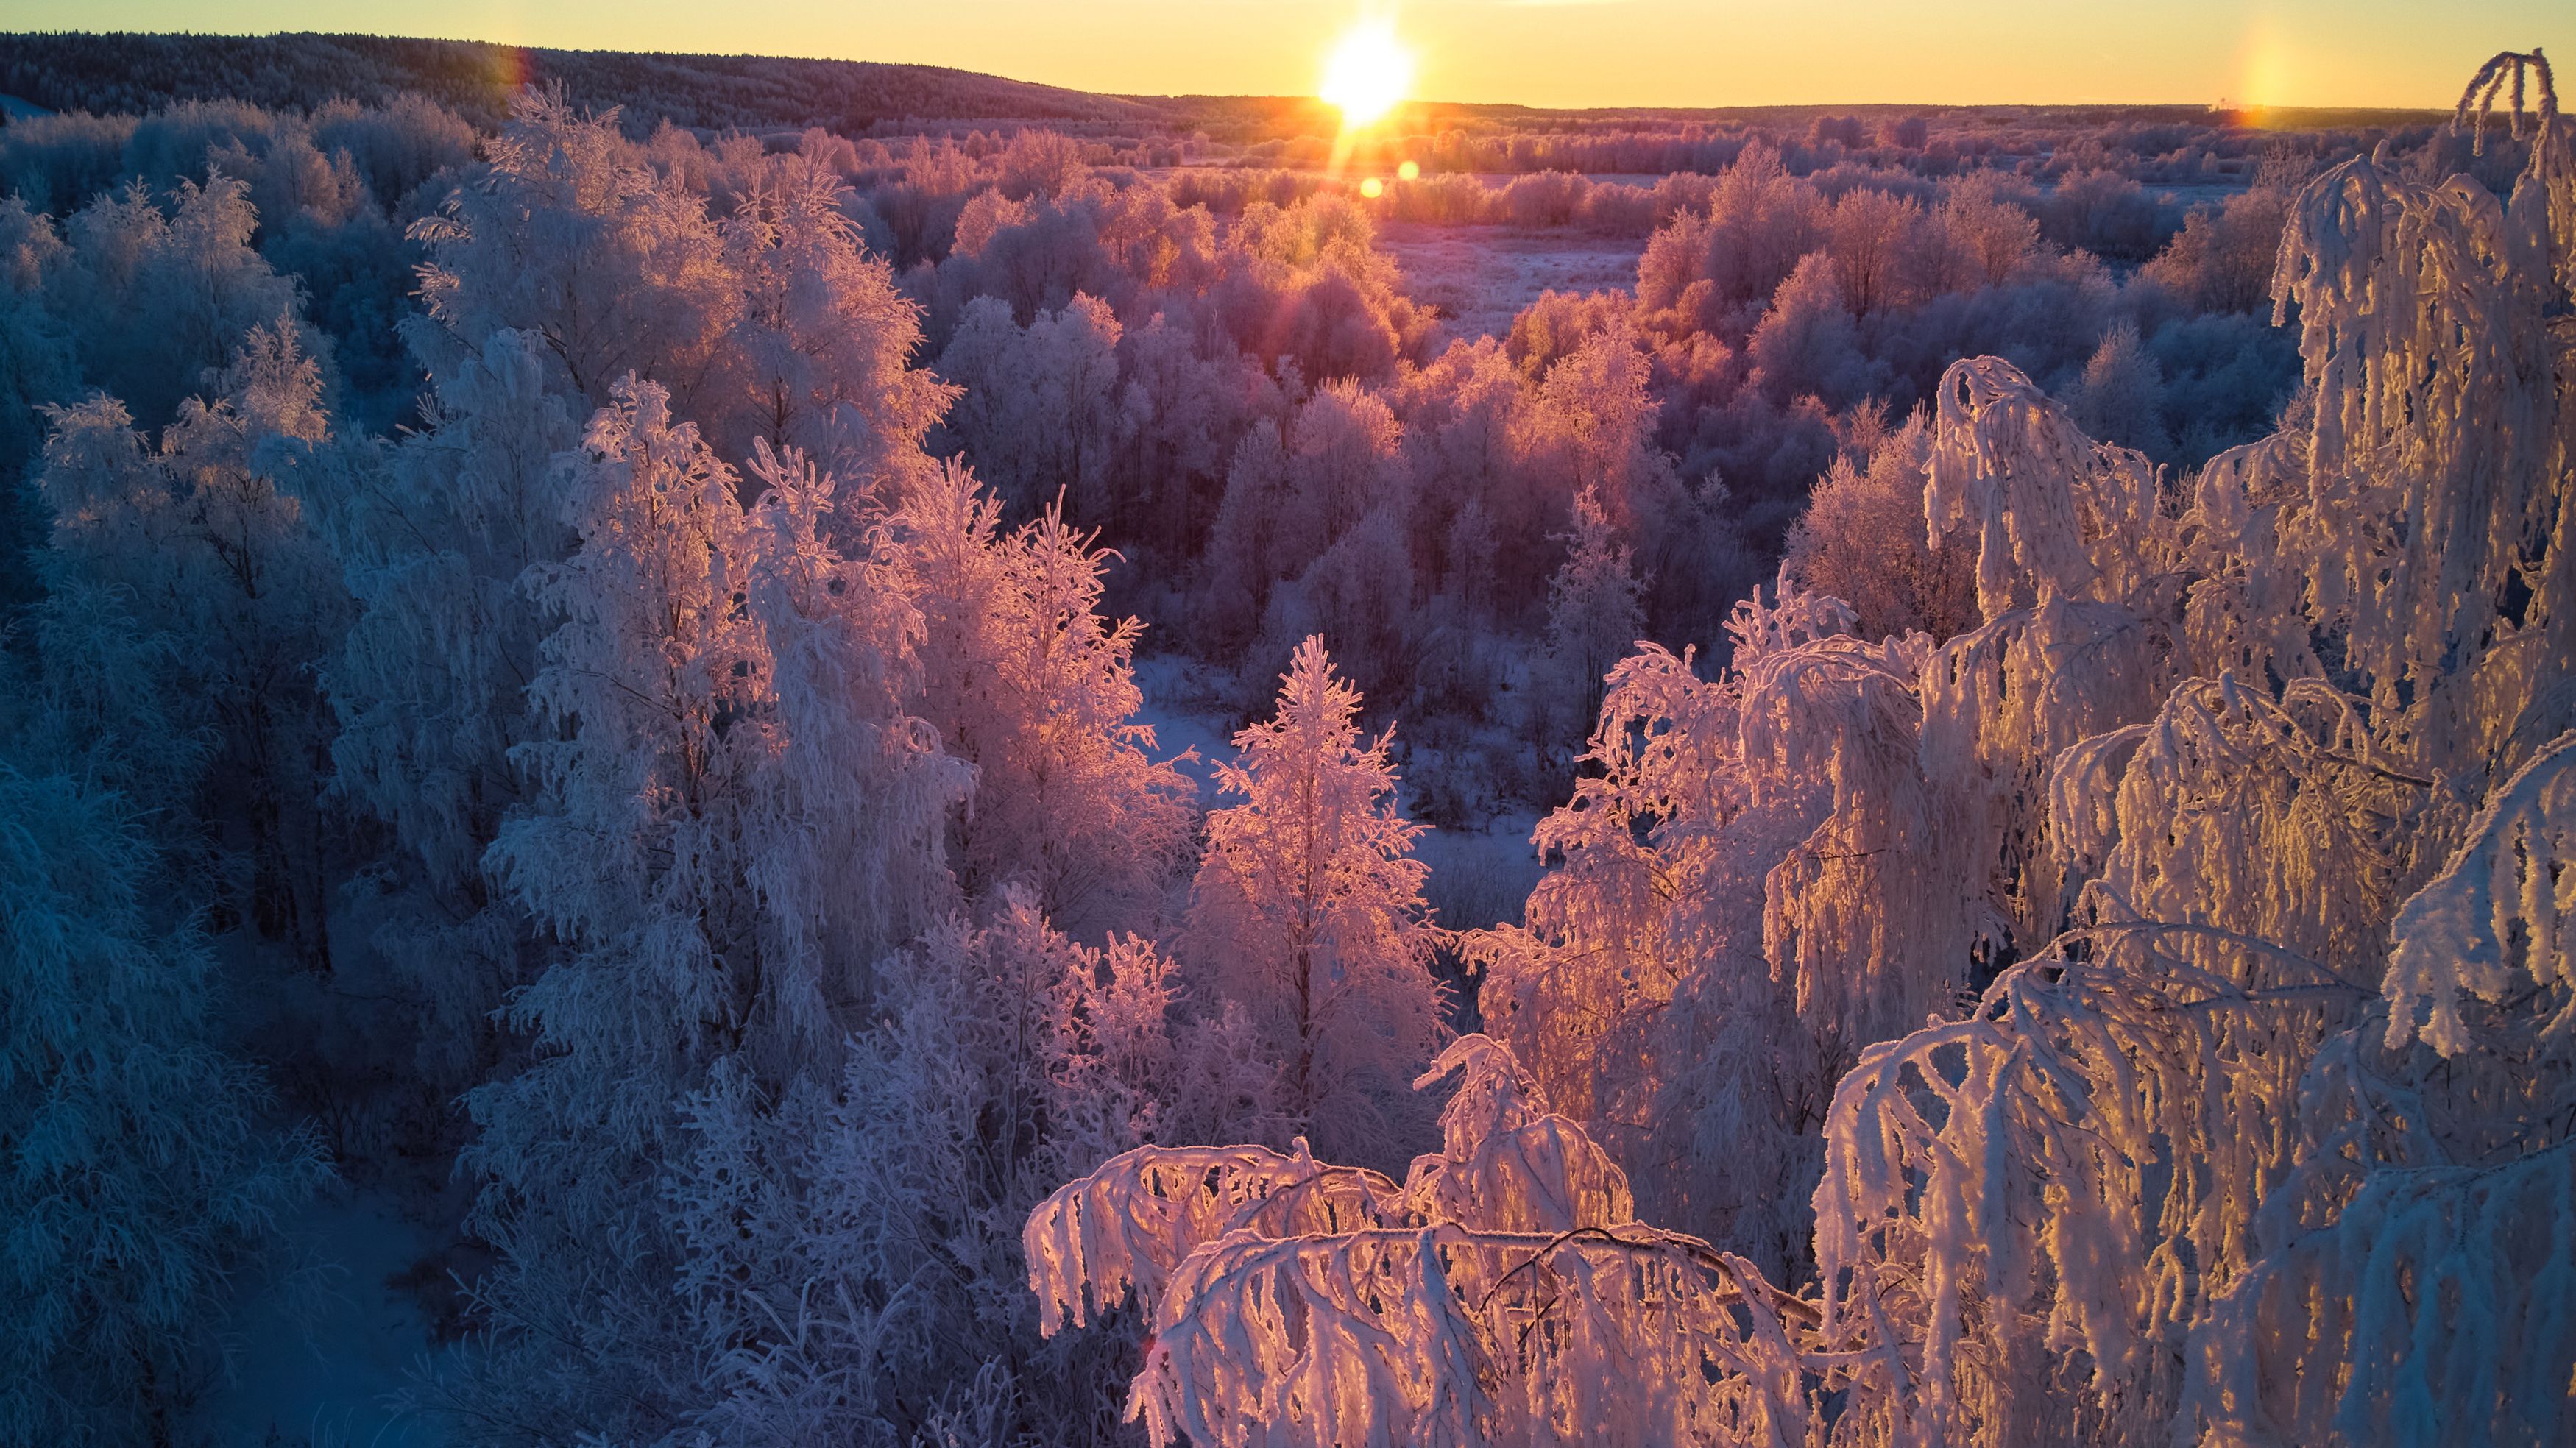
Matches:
[7,2,2569,110]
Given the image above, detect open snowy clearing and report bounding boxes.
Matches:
[207,1185,448,1447]
[1379,222,1647,347]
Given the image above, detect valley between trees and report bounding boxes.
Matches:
[0,34,2571,1448]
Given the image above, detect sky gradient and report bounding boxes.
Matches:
[7,1,2569,110]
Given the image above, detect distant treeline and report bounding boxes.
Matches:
[0,31,1159,133]
[2,30,2449,174]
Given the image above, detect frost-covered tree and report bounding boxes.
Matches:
[34,319,349,965]
[1783,415,1978,642]
[2179,732,2576,1447]
[1197,417,1298,648]
[1936,171,2043,288]
[1539,484,1644,737]
[1257,501,1419,709]
[1827,185,1925,317]
[2065,320,2171,459]
[1025,1034,1823,1448]
[1183,636,1447,1166]
[1523,319,1665,530]
[1201,380,1409,678]
[445,377,969,1440]
[714,157,955,500]
[665,890,1196,1444]
[0,766,325,1448]
[1747,251,1868,403]
[1471,581,1993,1276]
[1390,337,1540,602]
[1117,308,1273,558]
[885,455,1197,938]
[408,90,735,410]
[2138,173,2296,316]
[411,94,949,503]
[0,199,78,611]
[935,291,1128,525]
[1811,704,2567,1447]
[319,328,578,1084]
[1810,668,2416,1442]
[335,96,955,1079]
[1806,60,2576,1447]
[53,171,308,429]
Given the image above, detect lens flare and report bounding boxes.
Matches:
[1320,21,1412,130]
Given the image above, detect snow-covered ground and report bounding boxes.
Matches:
[1415,806,1544,931]
[1130,650,1242,806]
[1379,224,1648,349]
[204,1184,449,1447]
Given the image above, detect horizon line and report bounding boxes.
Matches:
[0,27,2480,118]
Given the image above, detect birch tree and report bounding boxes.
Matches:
[1027,1034,1823,1448]
[884,457,1196,939]
[446,378,968,1441]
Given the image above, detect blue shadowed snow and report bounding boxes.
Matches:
[204,1184,448,1448]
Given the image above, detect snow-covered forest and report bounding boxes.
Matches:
[1,30,2572,1448]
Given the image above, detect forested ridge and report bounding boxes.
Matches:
[0,32,1160,132]
[0,33,2569,1448]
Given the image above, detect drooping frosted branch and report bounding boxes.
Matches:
[1925,355,2166,623]
[1130,1225,1814,1448]
[1030,1034,1824,1447]
[1025,1141,1403,1336]
[2384,731,2576,1057]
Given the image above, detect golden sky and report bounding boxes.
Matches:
[10,1,2569,109]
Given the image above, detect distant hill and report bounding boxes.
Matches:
[0,32,1176,133]
[0,31,2447,146]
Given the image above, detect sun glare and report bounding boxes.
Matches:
[1320,21,1412,130]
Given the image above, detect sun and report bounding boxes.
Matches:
[1320,20,1412,130]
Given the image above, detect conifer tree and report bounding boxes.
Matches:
[1182,636,1447,1165]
